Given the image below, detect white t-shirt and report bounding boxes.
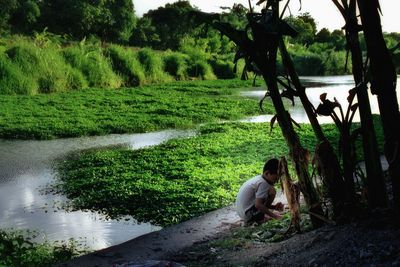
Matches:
[235,175,270,221]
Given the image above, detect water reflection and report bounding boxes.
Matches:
[0,129,196,250]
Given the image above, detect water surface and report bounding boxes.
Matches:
[241,75,400,124]
[0,130,195,250]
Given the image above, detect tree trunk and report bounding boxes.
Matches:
[357,0,398,211]
[278,39,346,218]
[278,156,301,233]
[249,2,324,228]
[342,0,386,209]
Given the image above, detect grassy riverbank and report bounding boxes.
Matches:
[56,118,384,227]
[0,79,270,139]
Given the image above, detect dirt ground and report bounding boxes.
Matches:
[61,196,400,267]
[169,210,400,266]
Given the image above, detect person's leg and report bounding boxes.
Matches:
[244,206,264,224]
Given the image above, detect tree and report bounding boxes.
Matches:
[10,0,41,33]
[139,1,197,50]
[285,14,316,45]
[131,17,161,48]
[0,0,18,32]
[315,28,331,43]
[0,0,40,34]
[329,0,387,214]
[40,0,136,42]
[192,3,326,227]
[357,0,400,215]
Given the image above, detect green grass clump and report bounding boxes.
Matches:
[163,52,189,80]
[5,42,86,93]
[106,45,145,86]
[63,45,122,88]
[187,60,216,80]
[209,59,236,79]
[0,54,37,95]
[137,48,172,84]
[0,229,87,266]
[0,79,266,139]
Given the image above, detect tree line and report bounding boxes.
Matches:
[1,1,399,75]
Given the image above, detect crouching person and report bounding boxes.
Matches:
[236,158,284,224]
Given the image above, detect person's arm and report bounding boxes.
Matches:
[267,202,284,211]
[255,198,281,219]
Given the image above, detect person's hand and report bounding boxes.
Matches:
[274,202,284,211]
[272,212,283,220]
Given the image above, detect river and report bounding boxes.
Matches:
[0,76,398,250]
[0,130,195,250]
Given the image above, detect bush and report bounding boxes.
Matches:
[187,60,216,80]
[163,52,188,80]
[209,59,236,79]
[323,50,350,75]
[291,52,325,75]
[63,45,122,88]
[106,45,145,86]
[137,48,172,84]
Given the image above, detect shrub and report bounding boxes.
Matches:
[106,45,145,87]
[63,45,122,88]
[209,59,236,79]
[323,50,350,75]
[291,52,325,75]
[163,52,188,80]
[187,60,216,80]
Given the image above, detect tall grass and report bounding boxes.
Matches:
[137,48,173,84]
[187,60,216,80]
[163,51,189,80]
[63,45,122,88]
[5,41,87,94]
[0,36,242,95]
[0,54,37,95]
[105,45,145,87]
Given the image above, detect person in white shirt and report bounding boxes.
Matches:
[236,158,284,224]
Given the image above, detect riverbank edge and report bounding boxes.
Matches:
[58,204,242,266]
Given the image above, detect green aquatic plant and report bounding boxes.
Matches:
[0,79,266,139]
[0,229,88,266]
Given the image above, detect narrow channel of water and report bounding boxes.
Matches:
[0,130,196,250]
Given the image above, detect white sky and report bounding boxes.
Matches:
[133,0,400,33]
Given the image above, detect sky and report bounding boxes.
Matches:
[133,0,400,33]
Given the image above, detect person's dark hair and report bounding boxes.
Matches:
[263,158,279,174]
